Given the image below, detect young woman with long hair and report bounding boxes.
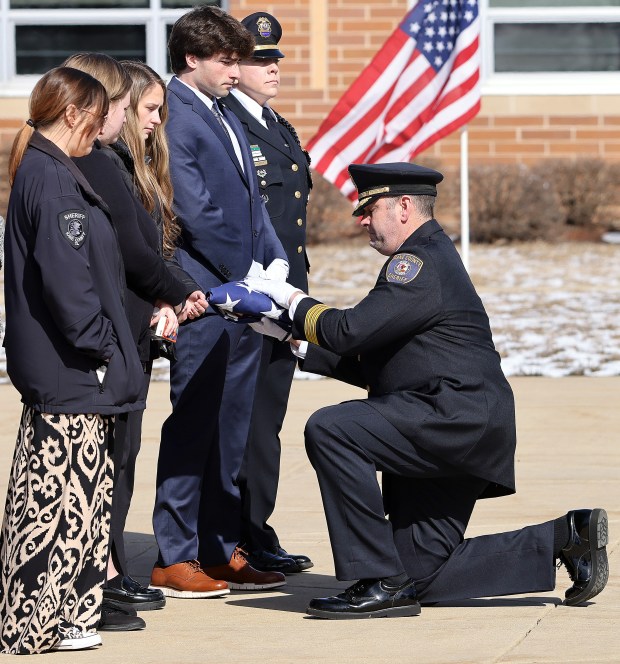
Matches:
[0,66,144,654]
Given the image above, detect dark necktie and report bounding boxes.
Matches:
[211,100,232,144]
[263,106,290,152]
[262,106,277,131]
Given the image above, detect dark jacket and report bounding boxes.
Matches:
[3,133,144,414]
[293,220,516,498]
[75,141,192,362]
[106,140,201,301]
[224,93,311,290]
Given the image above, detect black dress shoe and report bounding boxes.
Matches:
[245,549,301,574]
[98,601,146,632]
[307,578,421,619]
[559,508,609,606]
[277,547,314,571]
[103,575,166,611]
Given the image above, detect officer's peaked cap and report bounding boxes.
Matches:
[241,12,285,59]
[349,162,443,216]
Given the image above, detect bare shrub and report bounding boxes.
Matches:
[466,163,565,243]
[433,164,461,237]
[305,157,620,244]
[601,162,620,231]
[606,162,620,207]
[306,171,363,244]
[530,159,616,238]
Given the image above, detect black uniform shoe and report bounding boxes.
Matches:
[98,601,146,631]
[277,547,314,571]
[559,508,609,606]
[307,578,421,619]
[245,549,301,574]
[103,575,166,611]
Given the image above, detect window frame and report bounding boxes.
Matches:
[481,0,620,94]
[2,1,620,97]
[0,0,226,96]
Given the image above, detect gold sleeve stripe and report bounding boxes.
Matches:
[304,304,331,345]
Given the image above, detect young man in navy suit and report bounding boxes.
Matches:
[150,5,289,597]
[224,12,314,576]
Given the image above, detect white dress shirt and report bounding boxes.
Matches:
[230,88,276,129]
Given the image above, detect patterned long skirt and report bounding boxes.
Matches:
[0,406,114,654]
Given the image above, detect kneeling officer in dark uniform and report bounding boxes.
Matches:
[246,162,609,619]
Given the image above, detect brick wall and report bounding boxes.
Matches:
[1,0,619,217]
[426,113,620,168]
[0,119,23,220]
[228,0,412,143]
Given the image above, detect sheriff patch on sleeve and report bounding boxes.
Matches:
[386,253,423,284]
[58,209,89,249]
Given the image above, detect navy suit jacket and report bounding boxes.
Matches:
[166,77,286,291]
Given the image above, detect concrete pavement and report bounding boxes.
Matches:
[0,376,617,663]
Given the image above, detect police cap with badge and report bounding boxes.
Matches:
[241,12,285,59]
[349,162,443,216]
[350,162,444,285]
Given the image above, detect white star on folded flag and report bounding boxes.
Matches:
[259,300,286,320]
[216,293,242,314]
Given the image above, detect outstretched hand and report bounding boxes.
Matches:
[179,290,208,322]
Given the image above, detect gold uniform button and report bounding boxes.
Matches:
[294,191,301,199]
[260,180,266,186]
[292,164,299,172]
[297,246,303,254]
[297,218,303,226]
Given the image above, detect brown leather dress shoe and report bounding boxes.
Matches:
[150,560,230,598]
[203,548,286,590]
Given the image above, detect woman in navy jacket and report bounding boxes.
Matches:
[0,67,144,654]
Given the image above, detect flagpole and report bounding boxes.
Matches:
[460,126,470,272]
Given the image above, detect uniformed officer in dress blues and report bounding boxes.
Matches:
[224,11,313,574]
[245,162,609,618]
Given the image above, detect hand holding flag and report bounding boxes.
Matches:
[243,277,304,310]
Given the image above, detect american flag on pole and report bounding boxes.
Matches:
[307,0,481,202]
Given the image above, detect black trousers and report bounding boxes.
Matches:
[110,367,151,576]
[305,399,556,602]
[238,336,297,552]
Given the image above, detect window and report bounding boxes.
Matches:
[15,25,146,74]
[481,0,620,94]
[0,0,223,95]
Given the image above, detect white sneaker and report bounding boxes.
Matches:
[51,626,102,651]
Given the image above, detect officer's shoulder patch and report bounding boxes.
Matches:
[58,209,89,249]
[386,253,423,284]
